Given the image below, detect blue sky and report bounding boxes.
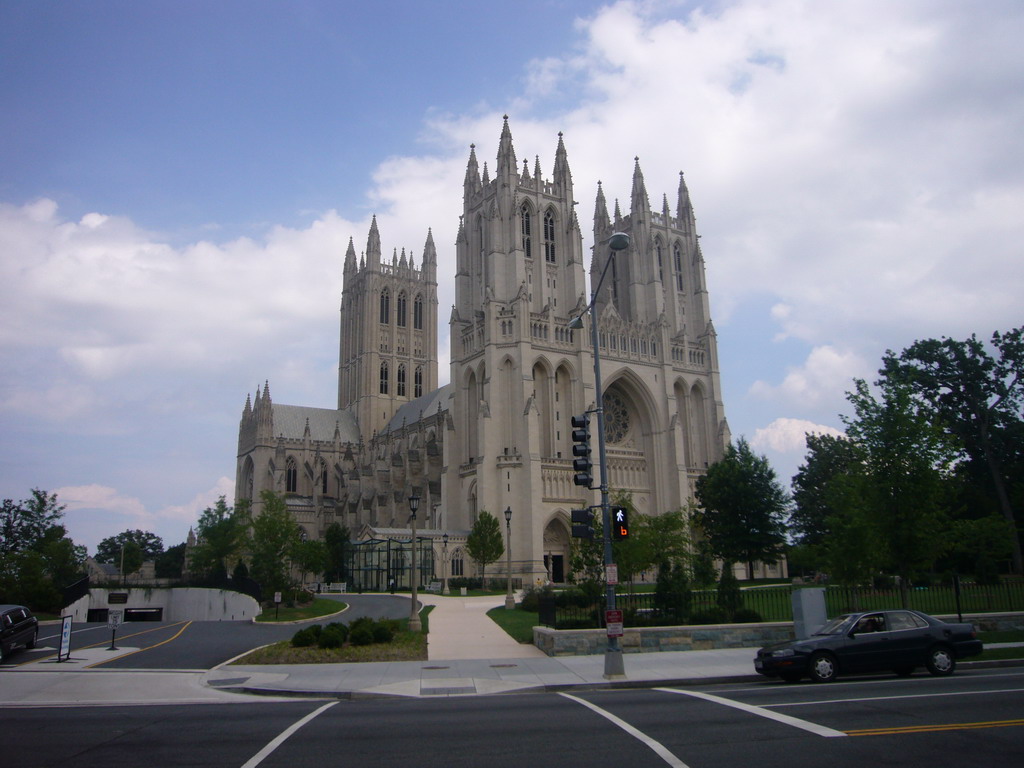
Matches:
[2,0,1023,554]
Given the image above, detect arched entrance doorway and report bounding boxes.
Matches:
[543,517,570,584]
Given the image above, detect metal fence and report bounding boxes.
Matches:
[545,581,1024,629]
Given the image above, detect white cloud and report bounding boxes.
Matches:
[56,484,151,521]
[749,345,867,408]
[750,417,844,454]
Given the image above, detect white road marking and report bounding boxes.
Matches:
[765,686,1024,708]
[241,701,338,768]
[560,693,691,768]
[655,687,847,738]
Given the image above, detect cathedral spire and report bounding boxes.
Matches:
[677,171,695,230]
[631,157,650,217]
[366,215,381,268]
[343,236,357,276]
[594,180,610,234]
[552,131,572,195]
[464,144,481,198]
[496,114,517,180]
[533,155,542,184]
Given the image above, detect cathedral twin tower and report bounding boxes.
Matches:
[236,118,728,586]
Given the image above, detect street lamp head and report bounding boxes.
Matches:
[504,505,512,523]
[608,231,630,251]
[408,494,420,516]
[442,532,448,545]
[567,314,585,330]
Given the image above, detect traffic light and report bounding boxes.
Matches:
[571,414,592,487]
[611,505,629,540]
[571,508,595,540]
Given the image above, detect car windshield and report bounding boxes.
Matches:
[813,615,854,635]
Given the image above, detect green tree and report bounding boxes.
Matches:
[323,522,351,583]
[155,542,187,579]
[694,438,789,579]
[291,538,328,587]
[95,529,164,564]
[791,433,861,547]
[190,496,248,579]
[843,378,953,602]
[653,559,691,621]
[248,490,301,597]
[0,489,66,556]
[881,327,1024,573]
[716,565,743,619]
[465,510,504,588]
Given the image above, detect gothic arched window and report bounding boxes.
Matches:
[285,457,297,494]
[380,288,390,324]
[413,294,424,330]
[319,460,328,494]
[543,210,556,263]
[521,203,532,260]
[397,291,407,327]
[674,244,684,292]
[397,364,407,396]
[656,238,664,282]
[379,361,389,394]
[414,366,423,398]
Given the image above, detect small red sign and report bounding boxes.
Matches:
[606,609,624,638]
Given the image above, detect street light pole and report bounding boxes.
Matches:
[408,493,422,632]
[504,506,515,610]
[569,231,630,679]
[442,532,450,595]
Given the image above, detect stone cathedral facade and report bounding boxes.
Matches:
[235,118,730,586]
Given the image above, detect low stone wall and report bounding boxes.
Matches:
[533,612,1024,657]
[533,622,795,657]
[64,587,260,622]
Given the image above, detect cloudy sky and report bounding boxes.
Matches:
[2,0,1022,555]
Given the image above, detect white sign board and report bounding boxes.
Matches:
[274,592,282,604]
[605,564,618,585]
[107,609,123,629]
[59,615,73,661]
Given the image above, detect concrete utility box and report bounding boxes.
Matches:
[791,587,827,639]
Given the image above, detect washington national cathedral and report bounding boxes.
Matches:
[235,117,755,587]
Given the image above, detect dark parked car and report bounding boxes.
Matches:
[754,609,983,683]
[1,604,39,661]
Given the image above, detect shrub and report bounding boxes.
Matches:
[291,625,322,647]
[350,625,375,646]
[689,607,728,625]
[732,608,763,623]
[716,568,742,619]
[372,622,394,643]
[318,623,348,649]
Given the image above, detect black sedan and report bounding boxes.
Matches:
[754,609,983,683]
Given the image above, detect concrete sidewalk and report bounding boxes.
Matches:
[208,592,758,698]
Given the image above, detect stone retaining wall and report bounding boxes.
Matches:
[533,612,1024,657]
[533,622,795,657]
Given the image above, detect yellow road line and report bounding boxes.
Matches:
[846,719,1024,736]
[21,621,191,666]
[86,621,193,668]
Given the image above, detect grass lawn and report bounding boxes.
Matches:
[234,607,432,664]
[254,597,347,623]
[487,606,540,644]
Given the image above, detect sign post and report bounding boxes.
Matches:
[107,609,123,651]
[58,615,73,662]
[274,591,282,621]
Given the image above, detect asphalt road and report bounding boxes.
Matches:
[20,594,411,670]
[4,668,1023,767]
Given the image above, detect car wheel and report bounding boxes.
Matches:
[780,671,803,683]
[0,642,7,661]
[893,666,915,677]
[926,646,956,676]
[26,630,37,650]
[809,652,838,683]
